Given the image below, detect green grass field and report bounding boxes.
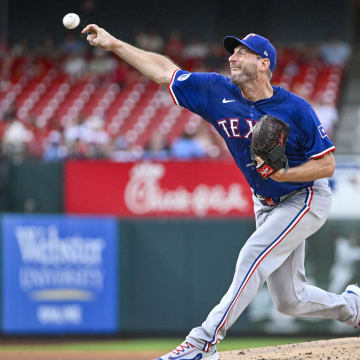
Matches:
[0,337,319,352]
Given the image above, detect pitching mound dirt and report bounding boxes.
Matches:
[220,337,359,360]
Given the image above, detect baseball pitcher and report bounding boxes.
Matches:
[82,25,360,360]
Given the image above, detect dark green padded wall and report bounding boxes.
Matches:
[9,162,63,213]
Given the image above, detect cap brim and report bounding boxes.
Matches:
[223,36,260,56]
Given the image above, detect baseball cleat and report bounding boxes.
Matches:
[344,284,360,328]
[157,341,219,360]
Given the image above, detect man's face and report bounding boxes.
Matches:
[228,45,261,86]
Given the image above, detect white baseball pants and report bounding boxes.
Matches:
[187,179,357,352]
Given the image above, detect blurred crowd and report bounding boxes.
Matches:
[0,24,351,164]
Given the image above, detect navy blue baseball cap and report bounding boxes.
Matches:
[223,33,277,72]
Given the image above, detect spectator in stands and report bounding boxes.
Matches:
[88,48,117,79]
[313,95,339,137]
[2,118,33,162]
[63,53,88,79]
[319,35,351,66]
[110,136,146,162]
[144,132,169,159]
[60,33,86,55]
[67,137,89,159]
[65,115,110,158]
[190,122,224,158]
[110,135,132,162]
[25,115,46,159]
[64,116,89,150]
[182,37,209,60]
[171,128,206,159]
[43,130,67,162]
[84,116,111,158]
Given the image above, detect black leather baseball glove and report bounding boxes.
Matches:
[250,115,290,179]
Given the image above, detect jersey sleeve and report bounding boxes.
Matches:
[169,69,211,116]
[299,103,336,159]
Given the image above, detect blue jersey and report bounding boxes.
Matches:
[169,70,335,198]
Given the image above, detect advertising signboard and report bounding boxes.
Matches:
[2,214,118,333]
[65,161,253,217]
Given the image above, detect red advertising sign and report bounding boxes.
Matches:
[65,160,254,217]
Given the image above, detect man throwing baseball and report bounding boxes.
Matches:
[82,25,360,360]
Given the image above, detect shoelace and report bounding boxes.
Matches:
[172,342,192,355]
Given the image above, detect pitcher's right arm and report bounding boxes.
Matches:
[82,24,179,86]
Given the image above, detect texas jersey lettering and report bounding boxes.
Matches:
[217,118,255,139]
[169,70,335,198]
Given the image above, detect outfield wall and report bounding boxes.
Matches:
[0,159,359,335]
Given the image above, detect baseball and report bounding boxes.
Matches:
[62,13,80,29]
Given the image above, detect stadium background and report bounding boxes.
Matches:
[1,0,360,358]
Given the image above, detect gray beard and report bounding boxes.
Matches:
[230,69,257,87]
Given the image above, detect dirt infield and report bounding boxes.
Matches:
[0,337,358,360]
[220,337,359,359]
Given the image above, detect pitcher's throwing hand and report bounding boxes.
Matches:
[82,24,117,51]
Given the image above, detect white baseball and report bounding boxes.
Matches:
[62,13,80,29]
